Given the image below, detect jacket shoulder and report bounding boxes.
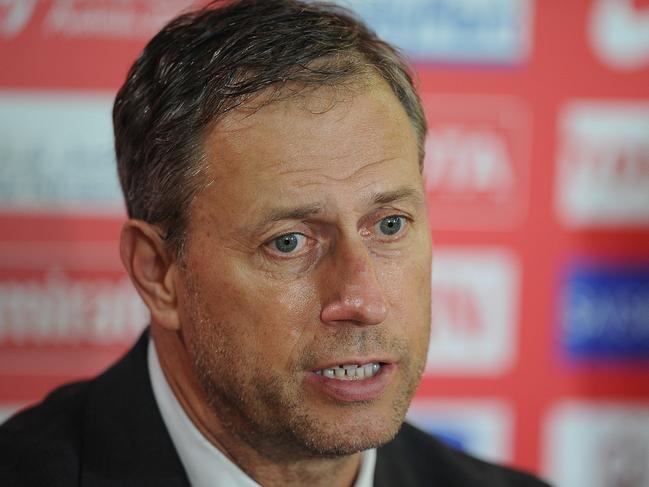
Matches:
[0,331,188,487]
[375,422,551,487]
[0,379,92,486]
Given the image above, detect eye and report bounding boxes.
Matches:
[377,215,406,236]
[271,233,306,253]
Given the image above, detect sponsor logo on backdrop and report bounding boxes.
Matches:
[0,92,123,213]
[559,263,649,360]
[408,399,512,463]
[339,0,533,64]
[0,0,36,38]
[544,402,649,487]
[556,101,649,228]
[39,0,191,39]
[0,242,147,347]
[426,248,519,375]
[0,270,146,346]
[422,95,530,230]
[590,0,649,70]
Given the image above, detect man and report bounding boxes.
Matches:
[0,1,549,486]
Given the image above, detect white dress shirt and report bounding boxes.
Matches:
[148,339,377,487]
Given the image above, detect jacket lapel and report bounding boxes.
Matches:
[79,329,190,487]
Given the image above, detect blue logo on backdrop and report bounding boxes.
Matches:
[337,0,531,64]
[427,428,468,452]
[407,417,469,451]
[561,264,649,359]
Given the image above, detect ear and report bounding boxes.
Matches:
[120,219,180,331]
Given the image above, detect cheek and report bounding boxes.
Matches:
[382,252,430,302]
[380,253,432,336]
[198,266,321,368]
[253,278,321,368]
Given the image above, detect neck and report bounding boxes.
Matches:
[151,325,362,487]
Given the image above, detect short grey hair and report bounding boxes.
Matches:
[113,0,426,257]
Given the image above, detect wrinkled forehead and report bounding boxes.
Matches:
[206,78,418,179]
[187,79,422,229]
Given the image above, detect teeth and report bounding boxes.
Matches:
[315,363,382,380]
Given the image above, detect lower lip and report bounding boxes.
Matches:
[306,364,396,403]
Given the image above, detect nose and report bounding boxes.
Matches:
[319,240,389,326]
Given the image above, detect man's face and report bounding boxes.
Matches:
[176,80,432,459]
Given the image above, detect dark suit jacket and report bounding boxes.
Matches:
[0,331,549,486]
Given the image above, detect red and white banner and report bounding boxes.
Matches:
[2,1,648,484]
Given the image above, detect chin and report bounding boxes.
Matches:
[289,400,408,458]
[303,424,401,458]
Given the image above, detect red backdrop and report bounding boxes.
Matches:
[1,1,648,485]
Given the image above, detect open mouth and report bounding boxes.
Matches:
[308,361,395,402]
[314,362,383,380]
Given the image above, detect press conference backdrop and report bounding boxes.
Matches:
[1,1,648,485]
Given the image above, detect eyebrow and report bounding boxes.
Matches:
[246,186,423,237]
[369,186,424,207]
[262,203,324,224]
[246,203,324,237]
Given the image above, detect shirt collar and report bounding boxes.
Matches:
[148,337,376,487]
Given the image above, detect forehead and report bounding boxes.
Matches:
[195,81,421,224]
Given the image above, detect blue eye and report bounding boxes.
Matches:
[378,216,404,236]
[273,233,302,253]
